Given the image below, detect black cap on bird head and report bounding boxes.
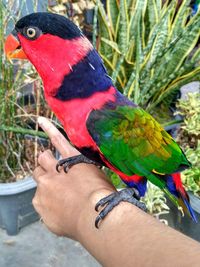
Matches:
[15,12,83,40]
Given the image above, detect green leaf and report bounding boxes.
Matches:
[170,0,191,40]
[149,10,169,64]
[118,0,129,54]
[106,0,119,38]
[132,15,142,103]
[101,37,121,54]
[163,16,200,77]
[147,0,158,30]
[147,67,200,111]
[97,0,113,58]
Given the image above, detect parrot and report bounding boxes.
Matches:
[4,12,197,227]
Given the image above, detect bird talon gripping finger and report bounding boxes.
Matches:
[5,12,197,227]
[94,188,147,228]
[56,154,99,173]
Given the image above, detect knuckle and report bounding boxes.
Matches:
[38,150,51,164]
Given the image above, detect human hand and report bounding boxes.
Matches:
[33,117,115,240]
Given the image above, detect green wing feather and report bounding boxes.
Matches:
[87,105,190,189]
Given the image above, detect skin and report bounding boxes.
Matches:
[33,117,200,267]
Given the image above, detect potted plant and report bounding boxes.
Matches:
[0,1,52,235]
[94,0,200,122]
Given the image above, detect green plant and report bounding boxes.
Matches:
[142,183,169,221]
[182,142,200,196]
[176,92,200,196]
[176,92,200,142]
[93,0,200,121]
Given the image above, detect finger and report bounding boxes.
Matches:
[37,149,57,171]
[33,166,46,183]
[38,117,79,158]
[33,165,46,183]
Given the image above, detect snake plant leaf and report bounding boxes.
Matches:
[106,0,119,38]
[97,0,113,59]
[117,0,129,54]
[129,0,147,39]
[111,54,125,82]
[155,0,162,12]
[163,16,200,77]
[170,0,191,40]
[147,0,158,30]
[101,37,121,54]
[126,0,134,10]
[131,14,142,103]
[191,45,200,64]
[148,67,200,111]
[149,10,169,66]
[142,1,175,70]
[95,0,200,115]
[100,53,124,88]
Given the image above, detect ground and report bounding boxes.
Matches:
[0,222,101,267]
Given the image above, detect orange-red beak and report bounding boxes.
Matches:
[4,32,27,60]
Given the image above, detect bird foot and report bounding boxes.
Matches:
[95,188,147,228]
[56,154,99,173]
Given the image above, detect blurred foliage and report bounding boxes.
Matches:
[94,0,200,122]
[105,169,127,188]
[142,183,169,218]
[176,92,200,140]
[176,93,200,196]
[182,142,200,196]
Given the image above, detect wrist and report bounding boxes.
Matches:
[76,188,142,243]
[76,188,146,266]
[76,188,115,241]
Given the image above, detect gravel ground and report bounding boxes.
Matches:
[0,222,101,267]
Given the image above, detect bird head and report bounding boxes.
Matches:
[4,12,93,95]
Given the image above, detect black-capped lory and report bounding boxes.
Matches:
[5,12,197,227]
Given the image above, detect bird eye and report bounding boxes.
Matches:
[26,27,36,38]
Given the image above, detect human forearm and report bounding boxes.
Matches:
[78,191,200,267]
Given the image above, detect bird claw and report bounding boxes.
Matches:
[56,154,99,173]
[63,165,70,173]
[95,214,103,229]
[95,188,147,228]
[95,192,116,212]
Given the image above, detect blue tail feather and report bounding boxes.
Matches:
[182,197,198,223]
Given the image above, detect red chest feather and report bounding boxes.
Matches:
[45,86,116,148]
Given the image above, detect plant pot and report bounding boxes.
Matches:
[0,176,39,235]
[160,192,200,242]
